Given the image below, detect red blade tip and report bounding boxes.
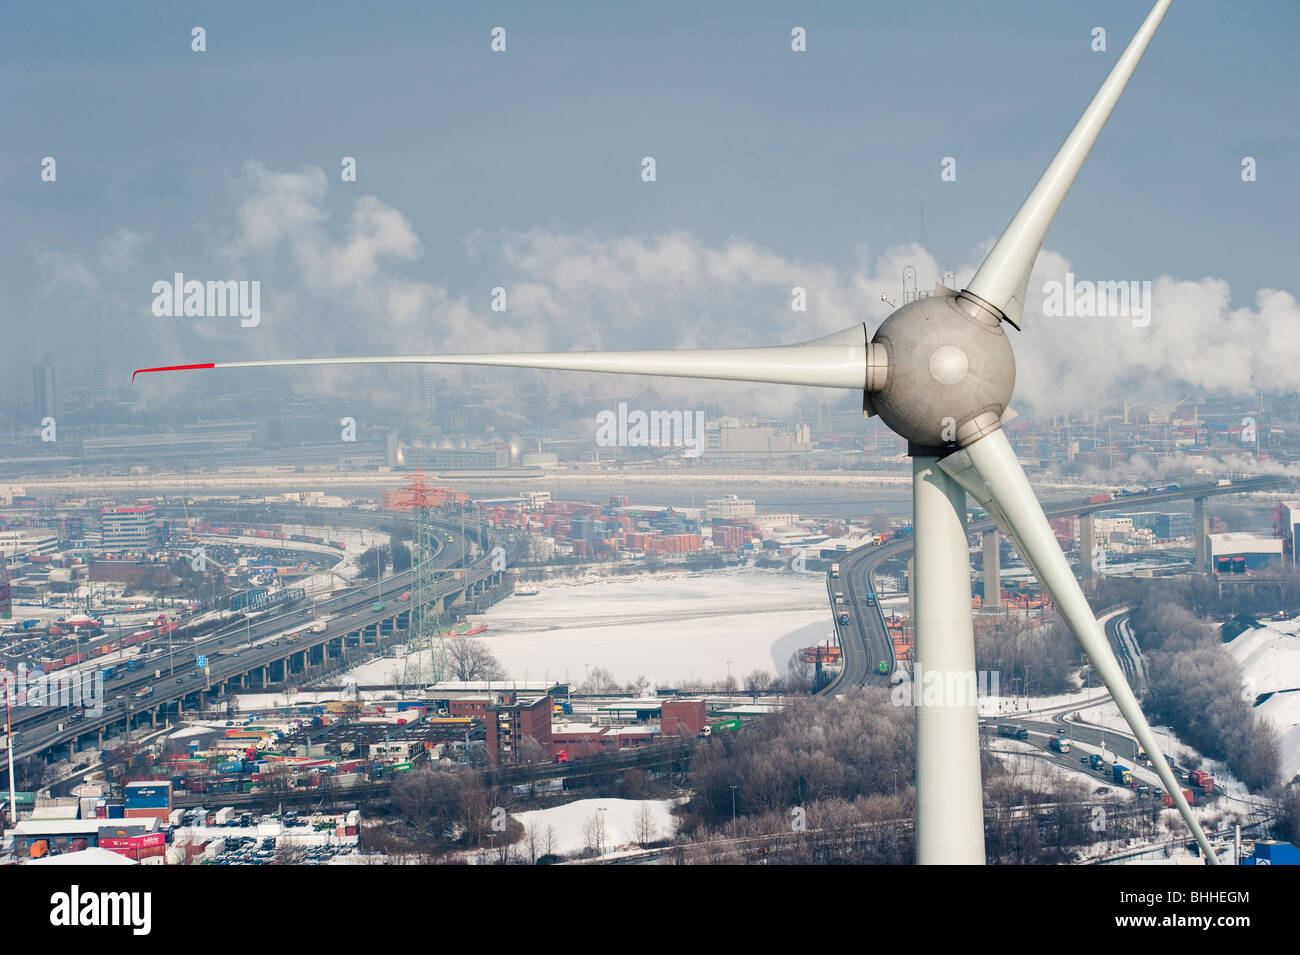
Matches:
[132,363,216,382]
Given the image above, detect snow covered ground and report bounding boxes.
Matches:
[510,797,683,856]
[1225,617,1300,782]
[341,566,834,689]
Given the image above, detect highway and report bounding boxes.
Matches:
[4,517,504,761]
[821,475,1290,696]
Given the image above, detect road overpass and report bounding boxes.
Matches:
[6,517,510,763]
[821,475,1291,695]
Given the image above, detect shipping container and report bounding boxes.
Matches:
[1246,841,1300,865]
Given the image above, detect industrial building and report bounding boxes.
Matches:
[100,505,160,551]
[1207,533,1284,573]
[704,419,812,457]
[402,445,511,469]
[1114,511,1194,540]
[706,494,756,520]
[485,694,554,764]
[12,816,161,859]
[1275,503,1300,566]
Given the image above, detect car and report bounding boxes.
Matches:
[1153,787,1164,797]
[175,677,184,684]
[1079,756,1089,764]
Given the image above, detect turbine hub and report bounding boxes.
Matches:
[868,291,1016,450]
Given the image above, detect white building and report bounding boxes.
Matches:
[706,495,756,520]
[0,531,59,566]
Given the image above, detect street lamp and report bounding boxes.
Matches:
[726,660,732,701]
[597,806,608,856]
[729,784,738,834]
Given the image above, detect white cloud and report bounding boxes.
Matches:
[35,161,1299,420]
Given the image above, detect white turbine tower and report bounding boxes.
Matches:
[137,0,1217,864]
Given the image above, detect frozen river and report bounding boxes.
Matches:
[346,566,835,690]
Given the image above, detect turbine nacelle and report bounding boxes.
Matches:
[867,289,1016,450]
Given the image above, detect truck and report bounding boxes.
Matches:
[701,718,742,737]
[309,621,327,634]
[1162,789,1196,808]
[98,665,118,681]
[865,591,876,607]
[833,592,845,605]
[1089,754,1105,771]
[1112,764,1133,785]
[997,724,1028,740]
[1086,493,1113,504]
[125,659,141,672]
[837,611,850,626]
[133,686,154,700]
[1048,736,1071,754]
[830,563,840,579]
[1188,769,1214,793]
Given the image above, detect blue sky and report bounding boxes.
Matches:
[2,0,1296,411]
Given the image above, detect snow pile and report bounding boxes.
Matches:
[511,797,683,857]
[1226,619,1300,781]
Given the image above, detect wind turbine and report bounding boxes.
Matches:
[136,0,1217,864]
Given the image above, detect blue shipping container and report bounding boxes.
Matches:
[1246,841,1300,865]
[124,783,172,809]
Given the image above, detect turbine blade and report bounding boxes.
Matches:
[133,325,869,389]
[939,429,1220,864]
[963,0,1172,327]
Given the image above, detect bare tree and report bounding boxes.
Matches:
[744,670,773,696]
[785,652,813,695]
[583,811,607,856]
[525,822,543,864]
[444,636,505,681]
[634,802,658,845]
[583,666,618,693]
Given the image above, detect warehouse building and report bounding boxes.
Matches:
[12,817,161,858]
[1207,533,1284,574]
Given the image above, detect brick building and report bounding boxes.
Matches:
[485,694,553,764]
